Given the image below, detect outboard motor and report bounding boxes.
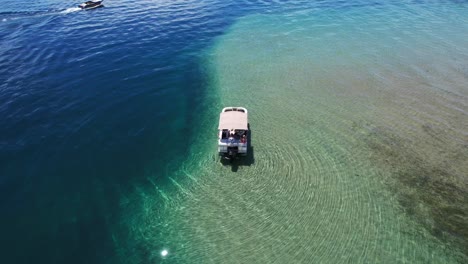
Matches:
[227,146,238,161]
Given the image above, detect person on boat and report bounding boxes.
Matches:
[241,134,247,143]
[229,129,236,140]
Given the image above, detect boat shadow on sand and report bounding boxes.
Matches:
[220,126,255,172]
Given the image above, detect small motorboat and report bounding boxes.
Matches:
[78,0,103,10]
[218,107,249,160]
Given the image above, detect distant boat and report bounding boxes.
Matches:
[218,107,249,160]
[78,0,103,10]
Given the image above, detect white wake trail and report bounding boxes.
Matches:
[61,7,81,14]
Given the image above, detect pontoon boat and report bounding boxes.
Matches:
[218,107,249,160]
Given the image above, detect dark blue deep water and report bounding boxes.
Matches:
[0,0,246,262]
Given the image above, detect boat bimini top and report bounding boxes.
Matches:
[218,107,248,130]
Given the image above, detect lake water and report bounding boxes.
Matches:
[1,1,467,263]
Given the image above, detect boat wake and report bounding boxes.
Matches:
[61,7,81,14]
[0,7,81,21]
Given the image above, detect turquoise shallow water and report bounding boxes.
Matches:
[130,1,468,263]
[1,0,468,263]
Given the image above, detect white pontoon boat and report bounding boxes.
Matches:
[218,107,249,160]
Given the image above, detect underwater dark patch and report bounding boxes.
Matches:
[357,122,468,262]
